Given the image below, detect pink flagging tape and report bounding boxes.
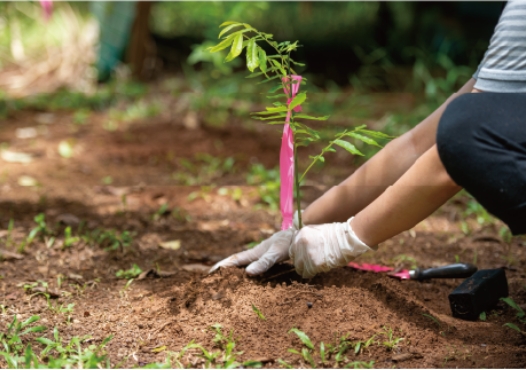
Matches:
[280,75,302,230]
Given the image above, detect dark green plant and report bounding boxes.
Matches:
[210,22,389,227]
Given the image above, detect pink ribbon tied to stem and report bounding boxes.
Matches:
[280,75,302,230]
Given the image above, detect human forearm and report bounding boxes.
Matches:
[302,78,476,225]
[351,145,462,246]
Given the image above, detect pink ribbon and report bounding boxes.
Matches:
[39,0,53,21]
[280,75,302,230]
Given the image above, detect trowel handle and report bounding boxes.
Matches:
[410,263,477,281]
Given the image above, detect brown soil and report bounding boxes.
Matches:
[0,90,525,368]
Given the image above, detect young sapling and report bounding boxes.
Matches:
[209,22,390,228]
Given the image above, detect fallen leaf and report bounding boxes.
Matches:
[29,287,60,299]
[6,292,19,300]
[137,269,177,280]
[36,113,55,125]
[181,264,209,273]
[68,273,84,281]
[0,248,24,260]
[2,150,33,164]
[151,345,166,353]
[392,353,414,362]
[158,240,181,250]
[18,176,38,187]
[57,213,80,226]
[16,127,38,139]
[198,220,229,231]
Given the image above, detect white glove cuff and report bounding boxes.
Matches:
[341,217,377,259]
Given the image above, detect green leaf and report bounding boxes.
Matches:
[288,328,314,350]
[253,108,287,115]
[219,21,240,27]
[258,48,267,73]
[36,337,55,346]
[356,128,392,140]
[270,59,286,76]
[246,39,259,72]
[288,92,306,110]
[268,84,283,93]
[503,322,522,332]
[251,304,266,320]
[501,297,524,313]
[21,315,40,328]
[346,132,381,147]
[334,140,364,156]
[290,59,306,67]
[225,33,244,62]
[293,114,329,121]
[218,23,242,39]
[479,312,486,321]
[265,106,288,112]
[251,115,287,121]
[208,37,235,53]
[246,71,265,79]
[302,348,316,367]
[287,349,301,355]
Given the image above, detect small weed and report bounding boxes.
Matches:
[0,315,46,357]
[379,326,404,351]
[152,203,170,221]
[87,228,134,251]
[422,313,448,335]
[62,226,80,249]
[286,328,376,368]
[116,264,143,279]
[501,297,526,335]
[479,312,487,321]
[251,304,266,320]
[173,154,235,186]
[345,361,375,369]
[183,324,262,368]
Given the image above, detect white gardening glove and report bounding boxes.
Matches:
[289,217,376,279]
[209,211,303,276]
[208,228,295,275]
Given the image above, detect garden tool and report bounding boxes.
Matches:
[347,262,477,281]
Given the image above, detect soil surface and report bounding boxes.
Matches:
[0,87,525,368]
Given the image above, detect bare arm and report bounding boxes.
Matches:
[302,78,477,225]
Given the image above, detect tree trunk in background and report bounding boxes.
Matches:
[126,1,156,80]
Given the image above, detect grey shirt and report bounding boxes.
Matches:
[473,0,526,92]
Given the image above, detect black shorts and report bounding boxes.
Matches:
[436,92,526,235]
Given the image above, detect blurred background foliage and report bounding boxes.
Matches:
[0,1,505,126]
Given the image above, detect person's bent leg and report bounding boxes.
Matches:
[437,92,526,235]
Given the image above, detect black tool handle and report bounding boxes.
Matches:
[411,263,477,281]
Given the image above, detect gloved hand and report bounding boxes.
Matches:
[209,211,303,276]
[208,228,296,275]
[289,217,376,279]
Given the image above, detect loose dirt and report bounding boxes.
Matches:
[0,90,525,368]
